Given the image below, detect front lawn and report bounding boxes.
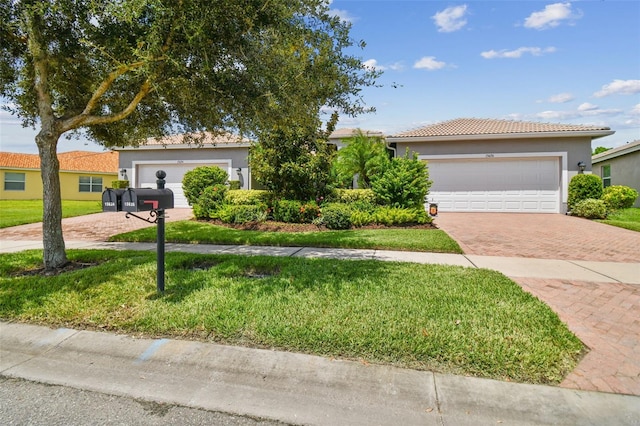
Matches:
[598,207,640,232]
[109,221,463,253]
[0,249,583,385]
[0,200,102,228]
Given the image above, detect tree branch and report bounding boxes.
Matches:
[61,79,153,131]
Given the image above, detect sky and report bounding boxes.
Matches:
[1,0,639,154]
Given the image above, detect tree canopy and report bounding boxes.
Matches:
[332,129,390,188]
[0,0,379,269]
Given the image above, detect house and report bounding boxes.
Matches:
[115,130,372,207]
[591,140,640,207]
[115,118,615,213]
[0,150,119,201]
[386,118,613,213]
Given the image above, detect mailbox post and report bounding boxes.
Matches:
[101,171,173,293]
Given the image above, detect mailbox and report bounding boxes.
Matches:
[121,188,174,212]
[102,188,126,212]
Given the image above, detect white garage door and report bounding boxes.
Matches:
[427,157,560,213]
[137,163,229,208]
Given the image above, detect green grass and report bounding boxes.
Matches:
[597,207,640,232]
[0,249,583,385]
[0,200,103,228]
[109,221,463,253]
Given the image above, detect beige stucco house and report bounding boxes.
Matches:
[116,118,614,213]
[0,150,119,201]
[592,140,640,207]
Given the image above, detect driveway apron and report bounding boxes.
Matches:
[435,212,640,396]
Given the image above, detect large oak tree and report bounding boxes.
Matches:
[0,0,377,269]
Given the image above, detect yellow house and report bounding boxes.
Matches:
[0,151,119,201]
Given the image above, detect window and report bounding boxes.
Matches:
[4,172,26,191]
[79,176,103,193]
[601,165,611,188]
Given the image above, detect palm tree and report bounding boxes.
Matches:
[333,129,390,188]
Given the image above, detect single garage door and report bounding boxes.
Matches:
[426,157,560,213]
[137,163,229,208]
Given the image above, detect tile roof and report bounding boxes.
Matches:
[329,128,384,139]
[592,139,640,162]
[138,132,250,146]
[392,118,612,138]
[0,151,118,173]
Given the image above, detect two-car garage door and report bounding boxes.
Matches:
[136,162,229,208]
[426,157,560,213]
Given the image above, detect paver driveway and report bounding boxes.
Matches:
[434,212,640,262]
[436,212,640,396]
[0,208,194,242]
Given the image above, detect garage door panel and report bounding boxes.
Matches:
[427,157,560,213]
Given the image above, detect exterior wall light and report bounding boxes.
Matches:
[577,161,586,174]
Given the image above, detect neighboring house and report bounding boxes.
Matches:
[0,151,119,201]
[115,118,614,213]
[387,118,613,213]
[115,130,373,207]
[592,140,640,208]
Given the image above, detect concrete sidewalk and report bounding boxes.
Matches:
[1,239,638,284]
[2,321,639,426]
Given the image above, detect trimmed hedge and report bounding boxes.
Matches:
[225,190,270,206]
[601,186,638,210]
[572,198,607,219]
[568,174,603,210]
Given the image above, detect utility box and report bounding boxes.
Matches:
[102,188,126,212]
[121,188,174,212]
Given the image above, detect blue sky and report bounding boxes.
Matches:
[328,0,640,148]
[1,0,639,154]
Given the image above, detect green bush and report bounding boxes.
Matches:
[371,150,431,209]
[192,184,228,219]
[300,201,321,223]
[330,188,377,204]
[272,200,303,223]
[224,190,270,206]
[373,207,431,226]
[228,180,241,190]
[218,204,267,224]
[320,203,352,230]
[601,186,638,210]
[350,210,375,227]
[110,180,129,189]
[572,198,607,219]
[182,166,228,206]
[568,174,602,210]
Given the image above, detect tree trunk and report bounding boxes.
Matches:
[36,125,67,270]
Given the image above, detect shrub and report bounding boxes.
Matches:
[218,204,267,224]
[300,201,321,223]
[182,166,228,206]
[373,207,431,226]
[228,180,241,190]
[192,184,227,219]
[350,210,375,227]
[110,180,129,189]
[371,150,431,209]
[567,174,602,210]
[572,199,607,219]
[225,190,270,206]
[329,188,377,204]
[272,199,303,223]
[320,203,352,230]
[601,186,638,210]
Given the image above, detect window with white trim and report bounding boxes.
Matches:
[601,165,611,188]
[4,172,26,191]
[79,176,103,193]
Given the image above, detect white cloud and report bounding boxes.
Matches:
[432,5,468,33]
[363,59,385,71]
[578,102,598,111]
[631,104,640,115]
[593,79,640,98]
[413,56,447,71]
[481,46,556,59]
[548,92,574,103]
[524,2,581,30]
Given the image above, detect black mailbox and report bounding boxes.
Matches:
[102,188,126,212]
[121,188,174,212]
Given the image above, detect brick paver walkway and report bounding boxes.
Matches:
[434,212,640,262]
[0,208,194,241]
[516,278,640,396]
